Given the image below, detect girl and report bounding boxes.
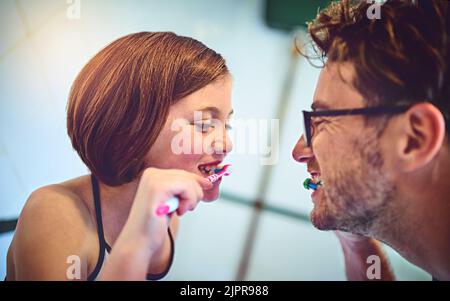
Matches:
[6,32,233,280]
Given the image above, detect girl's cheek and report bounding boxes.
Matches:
[169,126,201,155]
[188,131,202,155]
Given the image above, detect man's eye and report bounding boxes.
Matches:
[312,118,326,129]
[225,124,233,131]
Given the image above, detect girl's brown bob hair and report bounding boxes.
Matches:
[67,32,229,186]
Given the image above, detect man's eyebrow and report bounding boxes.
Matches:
[311,100,330,111]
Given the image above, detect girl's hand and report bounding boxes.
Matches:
[100,168,213,280]
[121,168,213,255]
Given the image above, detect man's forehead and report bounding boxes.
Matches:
[312,62,365,110]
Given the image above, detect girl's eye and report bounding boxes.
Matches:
[191,121,232,133]
[192,122,214,133]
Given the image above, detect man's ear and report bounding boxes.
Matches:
[396,103,446,172]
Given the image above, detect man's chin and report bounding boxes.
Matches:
[310,208,339,231]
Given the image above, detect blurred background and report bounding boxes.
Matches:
[0,0,430,280]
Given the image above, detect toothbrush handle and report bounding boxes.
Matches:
[207,172,228,183]
[155,197,179,216]
[207,173,220,183]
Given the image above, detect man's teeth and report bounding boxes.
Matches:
[312,175,322,185]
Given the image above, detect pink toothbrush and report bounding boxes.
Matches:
[207,164,232,183]
[155,164,232,216]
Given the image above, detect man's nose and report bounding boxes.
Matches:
[292,134,314,163]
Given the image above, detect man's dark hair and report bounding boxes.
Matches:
[307,0,450,136]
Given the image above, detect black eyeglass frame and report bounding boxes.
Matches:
[302,105,411,147]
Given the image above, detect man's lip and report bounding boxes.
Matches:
[308,171,321,178]
[311,186,321,203]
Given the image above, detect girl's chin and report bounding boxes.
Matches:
[202,188,220,202]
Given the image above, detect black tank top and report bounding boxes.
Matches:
[87,174,174,281]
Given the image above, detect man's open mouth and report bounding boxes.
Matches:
[310,172,322,185]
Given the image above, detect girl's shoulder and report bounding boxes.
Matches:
[22,175,95,228]
[7,175,98,279]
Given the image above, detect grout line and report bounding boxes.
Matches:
[0,1,63,62]
[0,189,310,235]
[0,136,27,194]
[221,191,310,223]
[13,0,60,106]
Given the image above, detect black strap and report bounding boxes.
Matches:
[103,228,175,281]
[146,227,175,281]
[87,174,107,281]
[88,174,175,281]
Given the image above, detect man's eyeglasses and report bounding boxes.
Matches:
[302,105,411,147]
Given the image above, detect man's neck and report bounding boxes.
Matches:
[377,151,450,280]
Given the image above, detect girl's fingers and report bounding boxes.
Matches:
[175,184,199,215]
[194,175,214,190]
[177,180,204,215]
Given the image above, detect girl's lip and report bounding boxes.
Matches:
[198,160,222,168]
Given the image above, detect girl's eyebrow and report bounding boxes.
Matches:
[197,106,234,116]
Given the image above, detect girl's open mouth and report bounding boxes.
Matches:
[198,161,222,176]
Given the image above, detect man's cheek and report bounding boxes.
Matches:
[316,150,344,183]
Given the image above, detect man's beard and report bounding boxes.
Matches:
[310,129,397,237]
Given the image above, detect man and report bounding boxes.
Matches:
[292,0,450,280]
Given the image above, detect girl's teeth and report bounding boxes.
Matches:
[199,165,218,175]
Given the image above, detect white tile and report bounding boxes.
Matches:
[0,232,14,280]
[246,211,346,280]
[0,0,27,56]
[13,0,66,31]
[0,154,27,218]
[0,40,87,196]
